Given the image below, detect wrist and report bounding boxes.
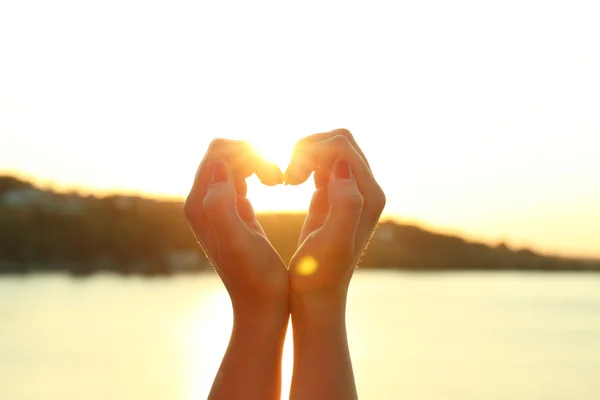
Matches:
[231,293,290,331]
[290,288,348,329]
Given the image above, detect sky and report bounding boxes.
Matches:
[1,0,599,258]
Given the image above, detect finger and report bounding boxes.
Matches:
[286,134,386,249]
[286,129,373,188]
[203,162,251,255]
[184,139,282,254]
[194,139,283,194]
[298,187,328,246]
[235,175,248,197]
[291,128,371,189]
[286,134,371,191]
[237,195,267,237]
[293,128,371,171]
[321,160,363,253]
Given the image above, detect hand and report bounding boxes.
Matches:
[184,139,288,313]
[286,128,386,296]
[186,139,291,400]
[285,129,385,400]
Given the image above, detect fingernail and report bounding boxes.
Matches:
[211,163,228,183]
[334,160,352,180]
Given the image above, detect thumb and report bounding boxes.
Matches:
[203,162,250,250]
[322,160,363,250]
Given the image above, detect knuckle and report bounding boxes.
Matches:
[331,134,352,149]
[207,140,252,172]
[208,138,228,151]
[292,138,309,154]
[183,197,200,220]
[333,128,353,139]
[369,185,387,214]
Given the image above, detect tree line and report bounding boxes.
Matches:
[1,176,598,275]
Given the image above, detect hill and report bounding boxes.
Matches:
[0,175,598,275]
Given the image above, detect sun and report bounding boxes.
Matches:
[244,134,316,212]
[249,136,296,173]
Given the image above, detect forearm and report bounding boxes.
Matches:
[289,290,358,400]
[209,300,290,400]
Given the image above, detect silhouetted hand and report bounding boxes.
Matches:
[285,129,385,400]
[184,139,287,312]
[286,129,386,296]
[185,139,291,400]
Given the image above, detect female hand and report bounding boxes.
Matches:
[184,138,287,312]
[184,139,290,400]
[286,129,386,296]
[285,128,386,400]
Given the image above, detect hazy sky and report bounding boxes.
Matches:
[1,0,599,258]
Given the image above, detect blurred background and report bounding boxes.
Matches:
[1,0,599,399]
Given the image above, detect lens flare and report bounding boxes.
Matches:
[297,256,318,276]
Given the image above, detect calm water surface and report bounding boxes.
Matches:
[1,271,599,399]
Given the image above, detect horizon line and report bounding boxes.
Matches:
[2,170,598,261]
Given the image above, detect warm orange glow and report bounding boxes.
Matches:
[182,288,294,400]
[243,134,317,213]
[249,137,296,173]
[2,1,600,258]
[296,256,319,276]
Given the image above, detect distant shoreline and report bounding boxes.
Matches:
[2,175,599,275]
[2,261,600,277]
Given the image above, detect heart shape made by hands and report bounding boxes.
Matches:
[241,154,320,210]
[242,165,325,264]
[245,172,317,214]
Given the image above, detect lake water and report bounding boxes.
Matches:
[1,271,599,399]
